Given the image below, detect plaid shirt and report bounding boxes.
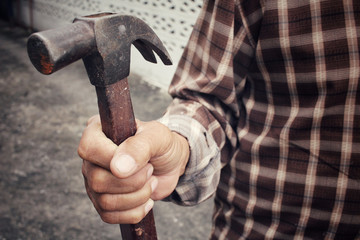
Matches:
[159,0,360,239]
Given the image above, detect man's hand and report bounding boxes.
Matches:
[78,115,189,224]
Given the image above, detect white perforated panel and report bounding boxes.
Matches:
[19,0,202,88]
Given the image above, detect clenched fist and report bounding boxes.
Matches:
[78,115,189,224]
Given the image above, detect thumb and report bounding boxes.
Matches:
[111,153,139,178]
[109,120,165,178]
[110,120,189,182]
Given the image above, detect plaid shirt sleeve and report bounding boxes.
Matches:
[158,0,240,205]
[159,0,360,238]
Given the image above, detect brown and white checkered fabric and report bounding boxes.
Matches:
[160,0,360,239]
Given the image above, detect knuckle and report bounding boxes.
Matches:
[87,115,99,126]
[100,213,117,224]
[91,181,106,194]
[77,142,88,160]
[77,126,102,162]
[97,195,115,211]
[88,172,107,193]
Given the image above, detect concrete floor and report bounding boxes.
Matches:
[0,21,213,240]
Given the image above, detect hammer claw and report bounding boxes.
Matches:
[133,39,157,63]
[147,42,173,66]
[27,13,172,240]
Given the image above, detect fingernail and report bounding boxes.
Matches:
[150,178,158,192]
[147,165,154,179]
[145,199,154,214]
[114,155,136,175]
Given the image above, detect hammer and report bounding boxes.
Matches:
[27,13,172,240]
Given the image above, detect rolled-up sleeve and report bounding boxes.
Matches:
[158,113,221,206]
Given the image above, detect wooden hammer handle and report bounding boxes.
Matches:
[95,78,157,240]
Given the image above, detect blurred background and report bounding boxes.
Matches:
[0,0,203,89]
[0,1,214,239]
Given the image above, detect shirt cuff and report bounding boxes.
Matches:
[158,114,221,206]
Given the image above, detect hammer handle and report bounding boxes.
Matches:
[95,78,157,240]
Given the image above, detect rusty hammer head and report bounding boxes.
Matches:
[27,13,172,86]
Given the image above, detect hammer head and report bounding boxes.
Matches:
[27,13,172,86]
